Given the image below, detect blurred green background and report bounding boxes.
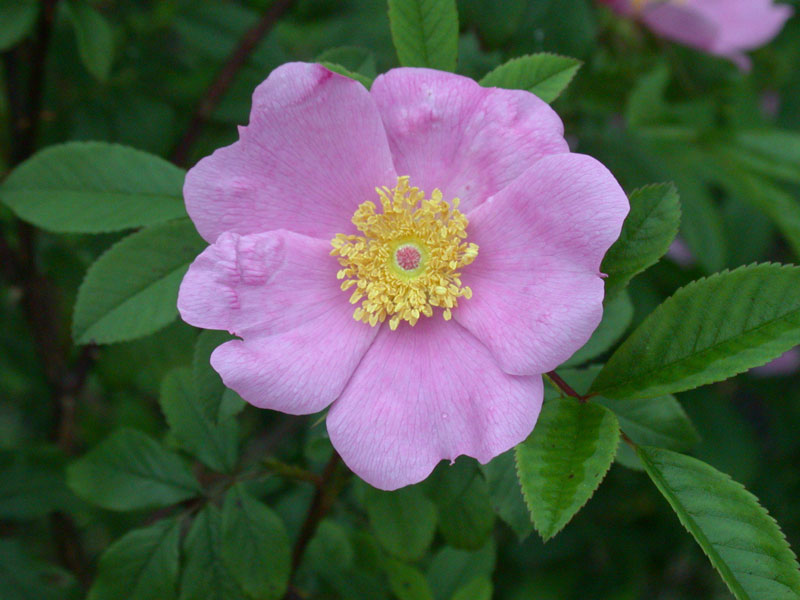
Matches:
[2,1,800,598]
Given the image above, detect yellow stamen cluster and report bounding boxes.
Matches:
[331,176,479,330]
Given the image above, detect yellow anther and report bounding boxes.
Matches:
[331,176,478,328]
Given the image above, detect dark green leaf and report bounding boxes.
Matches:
[516,399,619,541]
[387,0,458,71]
[160,367,238,473]
[479,53,581,103]
[450,577,492,600]
[193,330,246,421]
[384,560,434,600]
[72,219,206,345]
[638,446,800,600]
[0,457,75,519]
[0,0,39,51]
[88,518,181,600]
[601,184,681,300]
[364,484,437,562]
[316,46,377,76]
[427,541,495,600]
[67,428,200,511]
[0,540,70,600]
[319,62,374,88]
[0,142,186,233]
[66,0,115,81]
[725,172,800,260]
[221,484,291,600]
[729,130,800,184]
[426,458,494,550]
[591,264,800,400]
[599,395,700,451]
[180,505,247,600]
[564,292,633,366]
[480,450,532,540]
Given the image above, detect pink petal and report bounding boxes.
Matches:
[639,3,718,52]
[327,318,542,490]
[178,230,377,414]
[370,68,568,213]
[684,0,792,56]
[184,62,397,243]
[455,153,628,375]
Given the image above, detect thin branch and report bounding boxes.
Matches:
[287,452,347,588]
[171,0,295,167]
[2,0,93,587]
[546,370,589,403]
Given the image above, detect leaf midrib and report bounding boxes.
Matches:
[638,450,749,600]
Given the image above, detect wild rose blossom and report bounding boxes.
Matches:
[600,0,792,69]
[177,63,628,490]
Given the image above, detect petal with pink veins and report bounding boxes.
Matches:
[371,68,569,213]
[455,153,629,375]
[178,229,377,414]
[184,62,397,243]
[327,317,542,490]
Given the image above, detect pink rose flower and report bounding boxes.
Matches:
[600,0,792,69]
[177,63,628,490]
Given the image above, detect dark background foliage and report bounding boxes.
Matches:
[2,1,800,598]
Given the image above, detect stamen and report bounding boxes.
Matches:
[331,176,478,330]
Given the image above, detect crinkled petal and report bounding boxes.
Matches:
[185,62,397,243]
[455,153,629,375]
[327,318,542,490]
[178,230,377,414]
[370,68,568,213]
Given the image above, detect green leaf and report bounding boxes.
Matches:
[320,60,374,89]
[0,458,75,519]
[638,446,800,600]
[729,130,800,184]
[319,62,374,88]
[65,0,115,81]
[317,46,377,88]
[625,64,670,129]
[601,184,681,300]
[72,218,206,345]
[88,518,181,600]
[590,263,800,400]
[480,450,532,541]
[160,367,238,473]
[426,458,494,550]
[599,395,700,451]
[384,560,434,600]
[316,46,377,76]
[221,484,291,600]
[725,172,800,260]
[564,292,633,367]
[427,541,495,600]
[193,331,246,421]
[387,0,458,71]
[0,142,186,233]
[0,0,39,51]
[0,539,71,600]
[67,428,200,511]
[364,484,437,562]
[479,53,581,103]
[180,505,247,600]
[516,398,619,541]
[450,577,492,600]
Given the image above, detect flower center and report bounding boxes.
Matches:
[395,244,422,271]
[331,176,478,330]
